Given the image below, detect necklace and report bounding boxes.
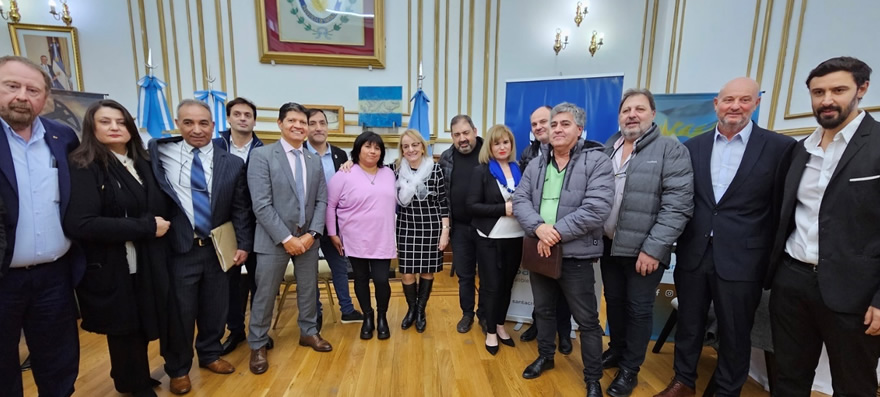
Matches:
[361,167,378,185]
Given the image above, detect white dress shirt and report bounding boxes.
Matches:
[785,111,866,265]
[113,151,141,274]
[710,121,753,202]
[229,137,253,162]
[158,140,214,231]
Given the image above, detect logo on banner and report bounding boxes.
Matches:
[281,0,365,45]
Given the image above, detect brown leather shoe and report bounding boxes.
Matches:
[250,346,268,374]
[654,379,696,397]
[298,334,333,352]
[169,375,191,395]
[200,358,235,374]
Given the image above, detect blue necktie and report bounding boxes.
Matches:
[191,148,211,239]
[292,149,306,227]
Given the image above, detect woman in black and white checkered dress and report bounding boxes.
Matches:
[394,129,449,333]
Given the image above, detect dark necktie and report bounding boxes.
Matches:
[191,148,211,239]
[292,149,306,227]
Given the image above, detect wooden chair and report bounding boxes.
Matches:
[273,259,336,329]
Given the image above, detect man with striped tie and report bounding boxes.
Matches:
[149,99,253,395]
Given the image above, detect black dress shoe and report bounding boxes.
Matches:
[478,317,489,334]
[520,324,537,341]
[220,332,246,356]
[558,335,573,355]
[606,367,639,397]
[485,343,499,355]
[522,356,555,379]
[499,336,515,347]
[602,348,621,369]
[456,314,474,333]
[267,336,275,350]
[586,381,602,397]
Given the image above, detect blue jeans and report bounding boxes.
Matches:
[317,235,355,314]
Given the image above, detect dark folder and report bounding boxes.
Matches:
[521,236,562,279]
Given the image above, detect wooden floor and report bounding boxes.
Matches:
[20,264,823,397]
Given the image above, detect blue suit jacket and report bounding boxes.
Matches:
[0,117,85,282]
[675,125,795,282]
[148,136,254,254]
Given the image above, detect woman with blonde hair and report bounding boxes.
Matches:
[465,124,524,354]
[394,129,449,332]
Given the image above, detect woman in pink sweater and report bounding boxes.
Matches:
[326,131,397,340]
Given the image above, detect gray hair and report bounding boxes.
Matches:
[551,102,586,128]
[176,98,212,116]
[619,88,656,112]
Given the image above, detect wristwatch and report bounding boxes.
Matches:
[308,230,321,239]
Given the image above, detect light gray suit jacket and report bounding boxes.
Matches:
[247,141,328,255]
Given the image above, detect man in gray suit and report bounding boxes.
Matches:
[246,102,331,375]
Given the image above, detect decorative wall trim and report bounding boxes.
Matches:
[665,0,680,93]
[226,0,237,97]
[755,0,774,86]
[746,0,762,78]
[156,0,173,106]
[672,0,686,93]
[214,0,227,92]
[766,0,796,131]
[480,0,491,130]
[636,0,649,88]
[169,0,184,101]
[126,0,140,84]
[491,0,500,126]
[466,0,475,116]
[645,0,659,90]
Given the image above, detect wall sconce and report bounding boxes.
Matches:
[574,1,589,27]
[48,0,72,26]
[0,0,22,23]
[589,31,604,57]
[553,28,569,55]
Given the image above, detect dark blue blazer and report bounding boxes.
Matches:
[768,114,880,313]
[148,136,254,255]
[0,117,85,282]
[675,125,795,282]
[212,130,264,161]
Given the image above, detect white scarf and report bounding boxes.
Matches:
[396,158,433,206]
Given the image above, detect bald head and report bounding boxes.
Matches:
[714,77,761,136]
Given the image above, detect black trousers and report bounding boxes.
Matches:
[350,257,391,314]
[770,255,880,397]
[451,222,484,317]
[106,332,152,393]
[475,236,523,332]
[164,243,229,377]
[601,251,664,373]
[531,258,603,383]
[0,257,79,397]
[673,244,762,396]
[225,254,257,335]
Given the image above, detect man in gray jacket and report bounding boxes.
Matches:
[600,89,694,397]
[513,102,614,397]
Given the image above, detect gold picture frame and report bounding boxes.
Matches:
[8,23,84,91]
[304,104,345,134]
[255,0,385,68]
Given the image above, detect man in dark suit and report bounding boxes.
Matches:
[768,56,880,396]
[150,99,253,395]
[211,97,266,356]
[0,55,83,397]
[656,77,795,397]
[304,107,363,324]
[246,102,332,375]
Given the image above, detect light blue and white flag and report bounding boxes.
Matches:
[137,76,174,138]
[358,86,403,128]
[195,89,227,137]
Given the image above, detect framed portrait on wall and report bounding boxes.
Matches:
[8,24,84,91]
[304,104,345,134]
[255,0,385,68]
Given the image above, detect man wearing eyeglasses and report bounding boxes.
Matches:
[149,99,253,395]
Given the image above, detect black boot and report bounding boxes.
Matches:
[376,311,391,339]
[415,277,434,333]
[400,282,418,330]
[360,310,375,340]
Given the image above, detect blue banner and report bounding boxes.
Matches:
[359,86,403,128]
[654,92,761,142]
[504,74,624,160]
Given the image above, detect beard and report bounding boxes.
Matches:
[813,94,859,130]
[0,101,36,131]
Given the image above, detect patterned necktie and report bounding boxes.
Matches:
[191,148,211,239]
[292,149,306,227]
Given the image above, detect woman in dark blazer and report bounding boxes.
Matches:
[64,100,176,397]
[466,124,525,355]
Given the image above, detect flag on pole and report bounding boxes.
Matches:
[409,88,431,142]
[194,89,227,137]
[136,75,174,138]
